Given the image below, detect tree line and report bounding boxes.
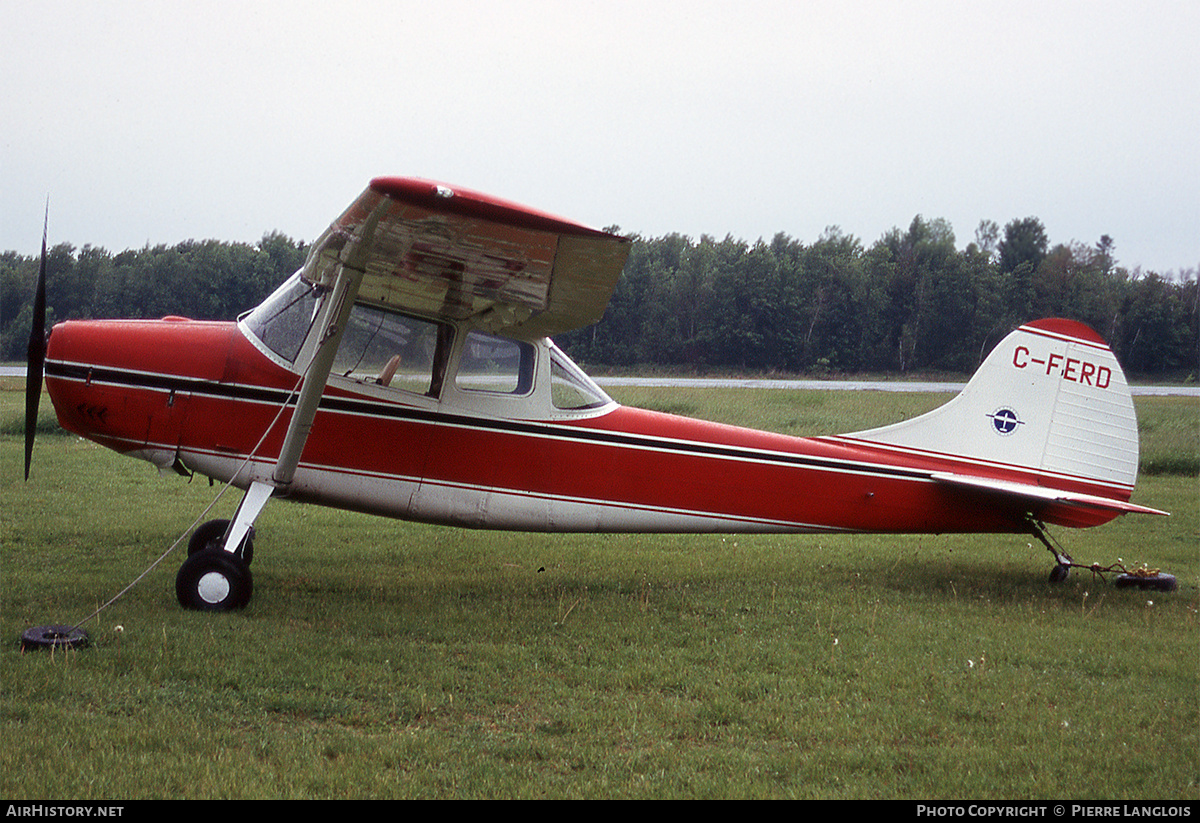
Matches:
[1,232,308,362]
[2,218,1196,378]
[560,216,1198,379]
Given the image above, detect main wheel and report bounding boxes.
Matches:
[187,518,253,565]
[176,548,253,611]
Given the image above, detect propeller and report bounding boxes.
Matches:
[24,208,48,481]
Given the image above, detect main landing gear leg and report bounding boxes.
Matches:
[1028,518,1074,584]
[176,481,274,611]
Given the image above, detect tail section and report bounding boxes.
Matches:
[834,319,1162,523]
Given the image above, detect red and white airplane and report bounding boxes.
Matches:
[24,177,1169,611]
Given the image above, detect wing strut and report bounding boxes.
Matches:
[217,210,377,555]
[272,263,364,489]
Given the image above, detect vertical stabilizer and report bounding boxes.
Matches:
[836,319,1140,495]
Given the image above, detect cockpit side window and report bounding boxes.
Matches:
[334,304,452,396]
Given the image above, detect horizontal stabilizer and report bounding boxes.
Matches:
[931,472,1168,518]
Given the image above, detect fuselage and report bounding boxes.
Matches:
[43,292,1047,537]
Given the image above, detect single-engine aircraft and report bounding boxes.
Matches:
[23,177,1169,611]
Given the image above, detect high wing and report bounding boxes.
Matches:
[302,177,632,340]
[212,178,632,552]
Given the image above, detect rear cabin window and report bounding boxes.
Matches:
[550,347,611,410]
[455,331,534,395]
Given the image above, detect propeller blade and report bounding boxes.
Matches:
[24,210,48,481]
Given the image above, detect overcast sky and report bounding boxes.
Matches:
[4,1,1197,276]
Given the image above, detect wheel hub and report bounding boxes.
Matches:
[196,571,231,604]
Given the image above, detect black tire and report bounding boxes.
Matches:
[20,624,89,651]
[188,519,253,565]
[176,548,253,611]
[1114,572,1177,592]
[1048,564,1070,584]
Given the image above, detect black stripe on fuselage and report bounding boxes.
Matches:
[45,360,929,481]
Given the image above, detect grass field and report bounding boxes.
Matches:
[2,380,1196,800]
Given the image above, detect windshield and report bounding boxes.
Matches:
[243,274,321,363]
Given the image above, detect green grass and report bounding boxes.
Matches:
[1134,396,1200,475]
[2,382,1197,799]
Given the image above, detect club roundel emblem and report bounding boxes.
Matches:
[988,407,1023,435]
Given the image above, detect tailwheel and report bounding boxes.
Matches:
[187,518,253,565]
[1028,516,1178,592]
[176,548,253,611]
[1028,518,1074,584]
[1048,563,1071,584]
